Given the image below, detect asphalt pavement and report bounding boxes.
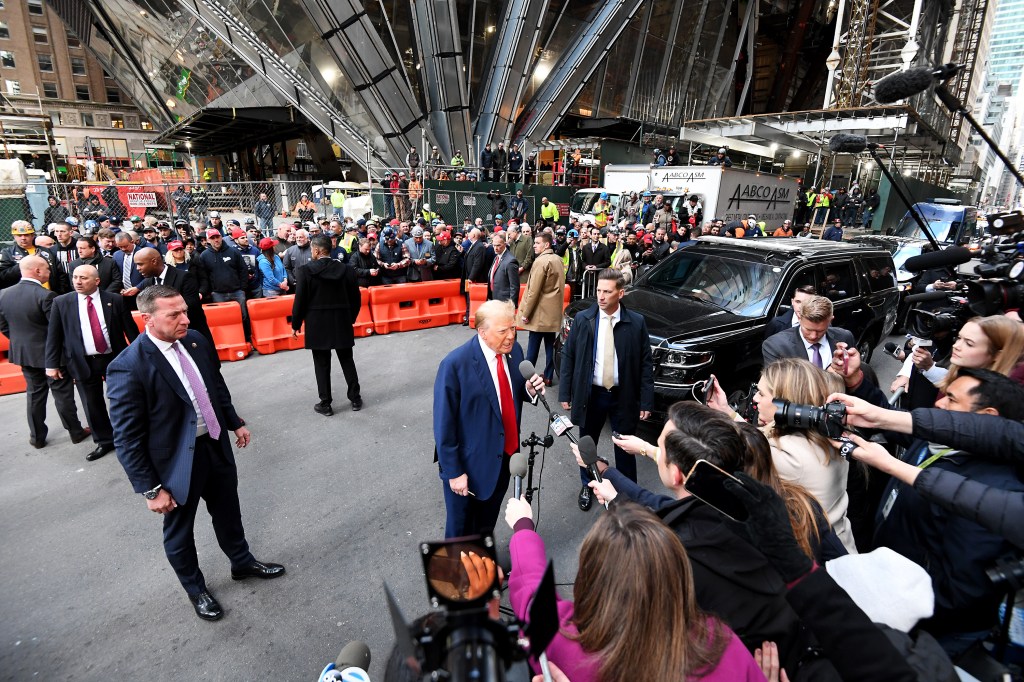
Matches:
[0,325,904,681]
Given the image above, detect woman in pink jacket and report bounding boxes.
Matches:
[506,497,770,682]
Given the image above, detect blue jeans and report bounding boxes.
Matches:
[212,290,250,341]
[862,208,874,229]
[259,217,273,235]
[526,331,556,380]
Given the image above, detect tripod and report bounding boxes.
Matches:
[520,432,554,503]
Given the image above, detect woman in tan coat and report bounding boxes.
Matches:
[519,232,566,385]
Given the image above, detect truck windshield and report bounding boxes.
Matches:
[891,215,957,242]
[570,193,600,214]
[639,251,780,317]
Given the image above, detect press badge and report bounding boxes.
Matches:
[881,487,899,519]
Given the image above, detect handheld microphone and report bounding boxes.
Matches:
[550,413,579,443]
[578,436,608,509]
[510,452,529,499]
[872,63,964,104]
[319,641,371,682]
[882,341,904,361]
[888,386,906,406]
[903,246,972,272]
[518,359,550,412]
[828,134,878,154]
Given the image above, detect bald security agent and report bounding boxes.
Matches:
[44,264,138,461]
[133,247,215,349]
[434,300,545,538]
[290,235,363,416]
[0,255,89,448]
[106,286,284,621]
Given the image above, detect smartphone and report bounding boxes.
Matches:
[683,459,748,522]
[701,377,715,405]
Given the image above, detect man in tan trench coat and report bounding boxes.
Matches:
[518,232,566,385]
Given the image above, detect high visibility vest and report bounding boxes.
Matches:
[806,191,816,207]
[330,191,346,208]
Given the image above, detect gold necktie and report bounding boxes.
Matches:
[602,315,615,389]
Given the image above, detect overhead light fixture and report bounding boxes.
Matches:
[486,25,496,34]
[769,143,778,152]
[166,99,176,108]
[792,150,801,158]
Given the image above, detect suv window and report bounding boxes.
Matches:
[775,267,816,315]
[819,262,857,301]
[861,256,896,292]
[642,251,781,316]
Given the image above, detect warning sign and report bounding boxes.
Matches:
[126,191,158,209]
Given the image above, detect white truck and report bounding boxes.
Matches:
[569,165,799,228]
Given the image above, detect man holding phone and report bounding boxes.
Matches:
[761,295,855,368]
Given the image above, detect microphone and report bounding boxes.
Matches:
[550,413,579,443]
[873,63,964,104]
[319,641,371,681]
[889,386,906,406]
[510,452,529,499]
[904,290,954,304]
[882,341,904,361]
[903,246,972,272]
[828,134,878,154]
[519,359,550,412]
[578,436,602,484]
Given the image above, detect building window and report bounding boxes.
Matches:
[110,113,123,129]
[32,27,48,44]
[0,51,14,68]
[38,54,53,72]
[66,30,81,48]
[5,79,20,95]
[70,57,86,76]
[50,112,62,126]
[0,22,9,40]
[75,84,89,101]
[141,119,153,131]
[105,86,120,103]
[80,112,94,127]
[42,82,57,98]
[28,0,43,15]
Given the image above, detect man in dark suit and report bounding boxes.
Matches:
[581,226,611,272]
[291,235,362,416]
[45,264,138,461]
[112,232,144,310]
[762,295,856,367]
[559,268,654,511]
[434,299,544,538]
[106,286,284,621]
[487,232,519,303]
[763,284,817,339]
[460,227,492,325]
[133,247,214,348]
[70,235,121,294]
[0,256,88,448]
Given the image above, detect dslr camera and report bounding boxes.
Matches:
[772,399,847,439]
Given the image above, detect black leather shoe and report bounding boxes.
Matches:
[70,427,92,444]
[189,590,223,621]
[86,444,115,462]
[578,485,593,512]
[461,317,469,326]
[351,399,363,412]
[313,402,333,417]
[231,560,286,580]
[29,439,46,449]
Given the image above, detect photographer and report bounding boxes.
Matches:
[829,370,1024,657]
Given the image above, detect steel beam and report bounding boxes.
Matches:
[411,0,472,158]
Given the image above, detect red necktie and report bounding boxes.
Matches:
[490,253,501,287]
[495,353,518,455]
[86,295,108,354]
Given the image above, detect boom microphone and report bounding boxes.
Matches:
[873,63,964,104]
[904,290,954,304]
[519,359,551,412]
[319,640,372,681]
[828,134,877,154]
[510,452,529,499]
[903,246,972,272]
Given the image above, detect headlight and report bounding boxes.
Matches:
[662,350,714,369]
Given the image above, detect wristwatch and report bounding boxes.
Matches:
[142,484,163,500]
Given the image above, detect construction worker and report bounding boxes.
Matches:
[0,221,64,291]
[330,187,346,220]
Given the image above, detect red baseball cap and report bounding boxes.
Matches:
[167,240,184,251]
[258,237,277,250]
[230,227,244,238]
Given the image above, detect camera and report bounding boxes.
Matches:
[907,305,967,340]
[772,399,847,439]
[986,555,1024,590]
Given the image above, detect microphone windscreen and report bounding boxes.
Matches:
[873,67,936,104]
[336,641,371,670]
[578,435,599,465]
[509,452,529,478]
[518,359,537,378]
[904,290,954,303]
[903,246,972,272]
[828,133,868,154]
[884,342,899,353]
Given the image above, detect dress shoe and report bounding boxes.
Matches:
[70,427,92,444]
[543,378,553,387]
[351,398,363,412]
[188,590,223,621]
[461,317,469,326]
[578,485,593,512]
[231,560,286,580]
[29,438,46,449]
[313,401,334,417]
[85,444,115,462]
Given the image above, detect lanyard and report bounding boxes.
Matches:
[917,448,954,470]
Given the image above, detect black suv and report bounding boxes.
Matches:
[557,237,900,414]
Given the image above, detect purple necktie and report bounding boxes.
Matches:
[811,343,823,369]
[172,342,221,440]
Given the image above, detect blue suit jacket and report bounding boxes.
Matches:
[433,336,528,498]
[106,330,244,503]
[112,248,145,287]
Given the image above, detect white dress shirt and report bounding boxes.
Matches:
[78,289,111,355]
[592,306,621,386]
[150,336,209,436]
[802,333,831,368]
[154,264,169,286]
[478,335,513,405]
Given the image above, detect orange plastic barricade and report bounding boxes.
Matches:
[437,279,467,324]
[369,281,455,335]
[0,332,26,395]
[131,310,146,335]
[247,295,304,355]
[467,283,489,329]
[353,287,374,338]
[203,301,250,361]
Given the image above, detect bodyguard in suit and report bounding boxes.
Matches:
[0,256,88,448]
[45,265,138,461]
[487,232,520,303]
[133,247,214,349]
[434,300,544,538]
[106,286,284,621]
[460,228,492,325]
[112,232,144,310]
[291,235,363,416]
[559,268,654,511]
[762,295,856,368]
[69,236,122,294]
[763,284,817,339]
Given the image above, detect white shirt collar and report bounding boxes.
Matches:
[21,277,44,286]
[602,306,621,324]
[158,264,169,281]
[78,289,100,302]
[149,335,178,353]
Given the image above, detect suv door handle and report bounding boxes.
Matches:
[851,308,864,314]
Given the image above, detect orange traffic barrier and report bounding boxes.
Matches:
[0,332,26,395]
[369,281,459,334]
[247,295,304,355]
[353,287,374,338]
[131,310,146,335]
[203,301,250,362]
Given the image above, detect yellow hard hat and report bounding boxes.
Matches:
[11,221,35,235]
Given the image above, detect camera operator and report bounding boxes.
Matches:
[828,370,1024,657]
